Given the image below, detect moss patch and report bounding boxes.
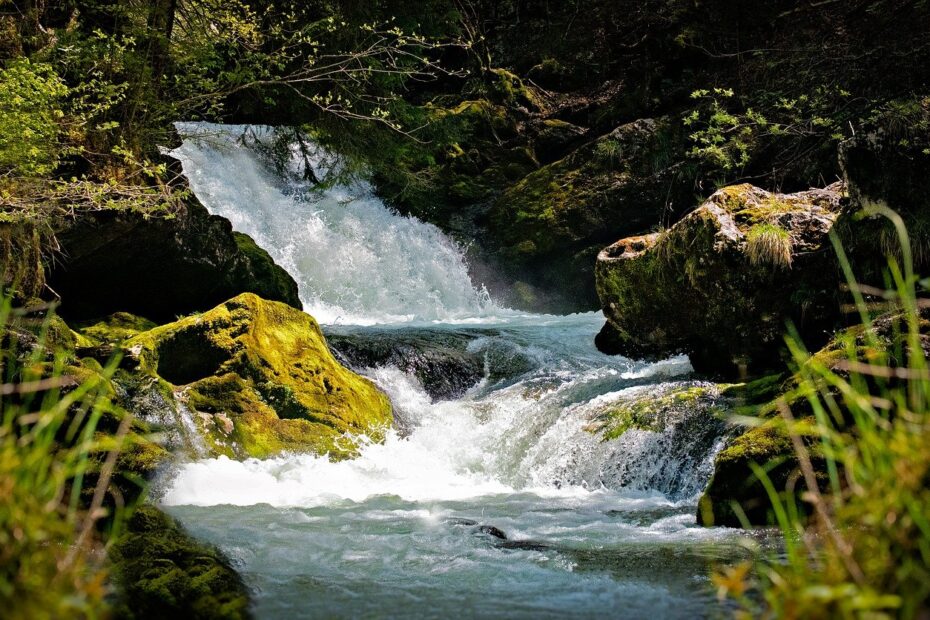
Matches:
[127,293,392,459]
[109,505,251,620]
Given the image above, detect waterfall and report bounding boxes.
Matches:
[171,122,500,326]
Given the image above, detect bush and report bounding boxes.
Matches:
[0,60,67,176]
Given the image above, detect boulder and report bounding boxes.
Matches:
[109,505,251,620]
[595,182,846,377]
[47,196,301,323]
[487,117,694,311]
[326,327,486,401]
[121,293,392,459]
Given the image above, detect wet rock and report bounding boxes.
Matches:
[583,381,729,499]
[109,505,251,620]
[595,182,846,377]
[123,293,393,459]
[326,328,487,400]
[475,525,508,540]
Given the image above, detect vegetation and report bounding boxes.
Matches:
[746,224,793,270]
[714,211,930,617]
[0,296,119,618]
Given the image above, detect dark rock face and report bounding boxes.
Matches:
[595,183,846,378]
[326,328,487,401]
[48,197,301,323]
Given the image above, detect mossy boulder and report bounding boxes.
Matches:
[47,194,301,323]
[595,182,846,377]
[586,382,725,441]
[583,381,731,498]
[109,505,251,620]
[487,117,695,310]
[125,293,392,458]
[695,311,921,528]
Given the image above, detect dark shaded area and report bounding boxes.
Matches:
[48,197,301,324]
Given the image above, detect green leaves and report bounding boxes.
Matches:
[0,60,68,176]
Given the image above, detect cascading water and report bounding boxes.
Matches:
[162,123,746,619]
[171,122,499,325]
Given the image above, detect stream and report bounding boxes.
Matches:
[160,123,750,618]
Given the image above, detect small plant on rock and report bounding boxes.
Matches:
[746,223,793,269]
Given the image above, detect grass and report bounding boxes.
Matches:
[0,295,129,619]
[746,223,793,269]
[716,207,930,618]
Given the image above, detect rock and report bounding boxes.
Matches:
[695,309,925,528]
[475,525,508,540]
[595,182,846,377]
[47,194,301,323]
[326,327,487,401]
[487,117,694,311]
[109,505,251,620]
[584,381,730,499]
[125,293,392,459]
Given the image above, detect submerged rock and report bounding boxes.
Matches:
[48,195,301,323]
[583,381,730,499]
[123,293,393,458]
[595,182,846,377]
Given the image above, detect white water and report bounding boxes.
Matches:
[171,122,501,325]
[163,123,744,618]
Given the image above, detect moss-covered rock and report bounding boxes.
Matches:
[109,505,251,620]
[595,182,846,377]
[125,293,392,458]
[487,117,695,310]
[695,312,921,528]
[586,383,725,441]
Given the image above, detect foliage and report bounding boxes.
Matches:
[716,209,930,618]
[0,296,128,619]
[0,60,68,176]
[684,86,851,174]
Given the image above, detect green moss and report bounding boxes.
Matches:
[109,505,252,620]
[77,312,158,345]
[594,385,717,440]
[127,293,392,459]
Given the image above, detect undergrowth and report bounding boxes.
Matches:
[0,295,130,619]
[716,207,930,618]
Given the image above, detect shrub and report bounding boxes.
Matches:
[0,60,67,176]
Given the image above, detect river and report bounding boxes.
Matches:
[161,123,749,619]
